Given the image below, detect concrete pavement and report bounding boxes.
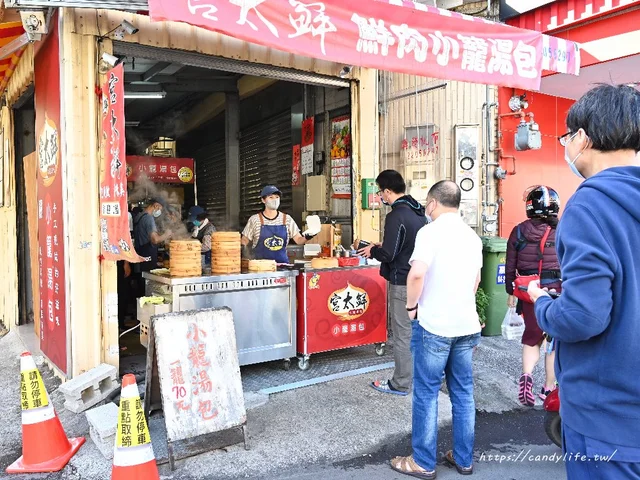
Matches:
[0,330,554,480]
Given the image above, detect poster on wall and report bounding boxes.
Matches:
[35,19,67,374]
[100,65,145,263]
[292,144,301,187]
[301,117,314,176]
[330,116,351,199]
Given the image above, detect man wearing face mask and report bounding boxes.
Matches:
[241,185,314,263]
[358,170,426,396]
[132,198,173,275]
[528,84,640,479]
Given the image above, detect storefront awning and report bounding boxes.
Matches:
[148,0,580,91]
[0,21,27,96]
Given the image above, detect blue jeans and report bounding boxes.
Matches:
[411,321,480,471]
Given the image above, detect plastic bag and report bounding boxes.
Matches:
[501,307,525,340]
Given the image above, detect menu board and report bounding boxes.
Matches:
[148,308,246,443]
[35,19,67,375]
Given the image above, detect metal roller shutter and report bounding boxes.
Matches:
[6,0,147,8]
[240,111,292,225]
[194,139,226,225]
[113,42,350,88]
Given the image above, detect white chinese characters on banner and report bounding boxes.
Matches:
[288,0,336,56]
[230,0,279,37]
[188,0,219,20]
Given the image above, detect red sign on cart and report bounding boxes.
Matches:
[150,0,580,92]
[35,19,68,374]
[100,64,145,263]
[297,267,387,355]
[126,156,195,184]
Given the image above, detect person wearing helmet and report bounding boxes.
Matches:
[505,186,562,407]
[241,185,315,263]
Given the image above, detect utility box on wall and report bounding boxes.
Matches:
[453,124,480,227]
[361,178,381,210]
[306,175,327,211]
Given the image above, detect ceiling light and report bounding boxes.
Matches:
[124,91,167,99]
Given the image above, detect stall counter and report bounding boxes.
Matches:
[143,270,298,369]
[296,265,387,370]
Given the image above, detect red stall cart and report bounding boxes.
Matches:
[296,265,387,370]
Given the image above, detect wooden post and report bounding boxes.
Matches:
[225,92,240,230]
[59,8,104,376]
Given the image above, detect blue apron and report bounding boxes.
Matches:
[254,213,289,263]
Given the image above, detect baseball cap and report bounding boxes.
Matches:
[188,205,205,222]
[147,197,167,209]
[260,185,282,198]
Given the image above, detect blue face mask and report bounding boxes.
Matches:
[564,133,585,179]
[193,220,201,227]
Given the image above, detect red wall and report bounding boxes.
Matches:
[497,88,580,237]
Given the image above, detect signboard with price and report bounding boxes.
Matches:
[144,307,247,467]
[35,19,68,375]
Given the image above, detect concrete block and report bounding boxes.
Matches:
[86,403,118,460]
[59,363,119,413]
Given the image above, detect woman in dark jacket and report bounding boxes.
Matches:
[505,186,562,407]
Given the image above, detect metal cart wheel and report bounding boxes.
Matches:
[375,343,386,357]
[298,356,310,371]
[283,358,291,371]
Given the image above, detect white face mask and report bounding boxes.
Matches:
[266,198,280,210]
[425,200,435,223]
[564,132,585,179]
[153,208,162,218]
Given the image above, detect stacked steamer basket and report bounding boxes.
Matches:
[212,232,241,275]
[170,240,202,277]
[248,260,277,273]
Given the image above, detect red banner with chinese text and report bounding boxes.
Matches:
[126,156,195,184]
[292,144,301,186]
[100,65,145,263]
[35,19,67,374]
[149,0,579,91]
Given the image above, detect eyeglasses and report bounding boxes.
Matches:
[558,131,576,147]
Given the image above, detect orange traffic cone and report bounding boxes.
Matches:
[6,352,85,474]
[111,374,159,480]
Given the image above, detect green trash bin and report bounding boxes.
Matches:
[480,236,509,336]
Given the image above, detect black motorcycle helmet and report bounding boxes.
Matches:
[525,186,560,219]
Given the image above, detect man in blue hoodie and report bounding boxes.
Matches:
[529,84,640,478]
[358,170,427,396]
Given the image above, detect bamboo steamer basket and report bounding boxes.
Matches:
[211,231,241,275]
[170,240,202,277]
[248,259,277,272]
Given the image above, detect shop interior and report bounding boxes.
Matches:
[114,46,357,371]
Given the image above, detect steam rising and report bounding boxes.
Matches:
[128,173,191,240]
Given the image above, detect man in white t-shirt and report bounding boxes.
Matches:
[390,180,482,480]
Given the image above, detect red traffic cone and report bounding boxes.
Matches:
[111,374,159,480]
[6,352,85,474]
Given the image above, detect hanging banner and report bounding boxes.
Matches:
[35,19,68,375]
[330,115,351,199]
[100,65,145,263]
[292,144,301,187]
[301,117,314,176]
[126,156,195,184]
[149,0,580,92]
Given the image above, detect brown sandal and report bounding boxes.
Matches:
[444,450,473,475]
[390,455,437,479]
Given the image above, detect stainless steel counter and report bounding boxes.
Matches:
[142,270,298,368]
